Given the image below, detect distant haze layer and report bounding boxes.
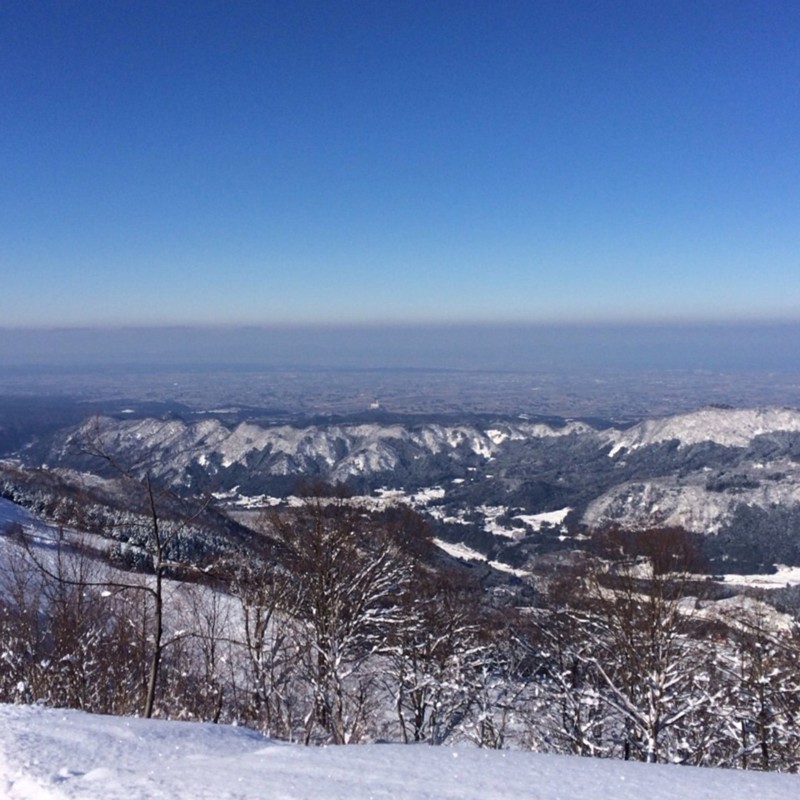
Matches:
[2,323,800,374]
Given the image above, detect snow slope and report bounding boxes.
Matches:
[607,406,800,456]
[1,705,797,800]
[0,496,48,538]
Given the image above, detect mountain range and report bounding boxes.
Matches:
[5,405,800,576]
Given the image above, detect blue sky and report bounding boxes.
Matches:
[1,1,799,328]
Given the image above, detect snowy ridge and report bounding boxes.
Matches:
[583,459,800,533]
[1,704,797,800]
[584,480,740,533]
[65,408,800,486]
[607,406,800,456]
[59,416,587,484]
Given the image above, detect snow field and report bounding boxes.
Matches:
[2,704,798,800]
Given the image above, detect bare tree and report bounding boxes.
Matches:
[13,415,220,719]
[516,575,615,757]
[0,522,149,714]
[717,601,800,771]
[225,553,304,738]
[579,528,718,763]
[460,611,530,750]
[386,567,487,745]
[272,493,413,744]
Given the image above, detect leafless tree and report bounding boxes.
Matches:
[271,493,413,744]
[715,601,800,771]
[224,552,304,738]
[579,528,718,763]
[11,416,218,719]
[516,574,615,757]
[385,566,488,745]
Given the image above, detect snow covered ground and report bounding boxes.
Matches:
[1,705,798,800]
[0,497,55,542]
[722,564,800,588]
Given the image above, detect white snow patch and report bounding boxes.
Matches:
[412,487,445,504]
[722,564,800,589]
[0,704,796,800]
[486,428,509,445]
[514,507,571,531]
[469,436,493,458]
[432,538,487,563]
[478,505,526,540]
[488,560,531,578]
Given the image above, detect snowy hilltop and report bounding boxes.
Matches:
[1,704,797,800]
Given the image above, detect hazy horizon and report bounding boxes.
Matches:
[3,321,800,375]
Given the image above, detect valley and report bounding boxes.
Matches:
[6,404,800,578]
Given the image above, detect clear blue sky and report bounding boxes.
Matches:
[2,0,799,328]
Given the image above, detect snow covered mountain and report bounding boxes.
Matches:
[606,406,800,455]
[583,461,800,534]
[44,415,592,490]
[10,405,800,574]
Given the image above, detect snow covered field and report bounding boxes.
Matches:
[1,705,798,800]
